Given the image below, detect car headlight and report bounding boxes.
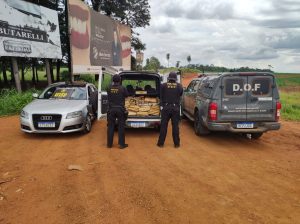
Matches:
[20,110,29,119]
[66,111,82,119]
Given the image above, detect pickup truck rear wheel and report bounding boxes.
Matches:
[252,133,263,139]
[194,112,210,136]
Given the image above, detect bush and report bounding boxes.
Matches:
[77,75,97,85]
[0,89,40,116]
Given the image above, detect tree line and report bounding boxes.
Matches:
[143,56,273,73]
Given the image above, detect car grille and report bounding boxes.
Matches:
[32,114,62,130]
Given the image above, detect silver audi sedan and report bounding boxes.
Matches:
[20,82,98,134]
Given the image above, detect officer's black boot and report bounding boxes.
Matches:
[157,143,163,148]
[119,144,128,149]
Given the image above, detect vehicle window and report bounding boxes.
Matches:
[122,79,157,95]
[186,81,196,92]
[193,81,200,92]
[251,78,271,96]
[39,87,87,100]
[225,78,244,96]
[38,86,57,99]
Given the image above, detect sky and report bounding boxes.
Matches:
[135,0,300,72]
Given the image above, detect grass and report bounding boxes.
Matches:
[275,74,300,87]
[280,91,300,121]
[0,89,41,117]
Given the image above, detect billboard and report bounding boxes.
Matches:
[0,0,62,59]
[69,0,131,74]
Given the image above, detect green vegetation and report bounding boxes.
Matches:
[280,92,300,121]
[275,75,300,87]
[3,66,69,82]
[159,67,200,75]
[0,89,40,117]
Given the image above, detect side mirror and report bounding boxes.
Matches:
[32,93,39,98]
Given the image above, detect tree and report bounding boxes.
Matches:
[176,61,180,68]
[166,53,170,68]
[90,0,151,51]
[144,57,161,72]
[187,55,191,65]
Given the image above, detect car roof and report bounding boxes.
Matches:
[118,71,161,77]
[48,81,90,88]
[190,72,275,82]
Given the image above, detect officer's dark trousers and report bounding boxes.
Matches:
[107,108,125,147]
[157,105,180,146]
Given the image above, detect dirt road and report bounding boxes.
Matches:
[0,116,299,224]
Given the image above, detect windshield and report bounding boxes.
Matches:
[39,86,87,100]
[122,80,157,96]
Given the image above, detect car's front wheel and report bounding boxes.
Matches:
[83,115,92,134]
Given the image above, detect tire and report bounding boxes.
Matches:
[82,115,92,134]
[194,111,210,136]
[252,133,263,139]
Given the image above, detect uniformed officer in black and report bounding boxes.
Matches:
[107,74,129,149]
[157,72,183,148]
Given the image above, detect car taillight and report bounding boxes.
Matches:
[276,101,281,121]
[209,102,218,121]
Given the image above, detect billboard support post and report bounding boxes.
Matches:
[45,59,52,85]
[65,0,73,82]
[97,67,103,120]
[11,57,21,93]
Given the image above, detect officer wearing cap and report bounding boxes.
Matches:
[107,74,129,149]
[157,71,183,148]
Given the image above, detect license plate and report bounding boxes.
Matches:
[237,122,254,129]
[128,122,146,128]
[38,122,56,128]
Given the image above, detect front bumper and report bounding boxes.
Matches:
[20,115,85,133]
[207,121,281,133]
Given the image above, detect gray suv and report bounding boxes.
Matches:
[182,72,281,139]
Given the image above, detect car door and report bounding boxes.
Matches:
[220,75,248,121]
[88,85,98,114]
[183,80,196,115]
[188,80,200,114]
[98,72,112,119]
[246,75,275,121]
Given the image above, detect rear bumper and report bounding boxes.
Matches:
[126,117,161,128]
[207,121,280,133]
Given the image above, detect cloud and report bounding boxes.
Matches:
[135,0,300,72]
[235,47,279,60]
[149,19,175,33]
[266,33,300,49]
[163,0,235,20]
[262,0,300,13]
[252,19,300,29]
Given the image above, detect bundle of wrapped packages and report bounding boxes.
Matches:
[125,96,160,116]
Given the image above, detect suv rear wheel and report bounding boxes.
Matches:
[194,111,210,136]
